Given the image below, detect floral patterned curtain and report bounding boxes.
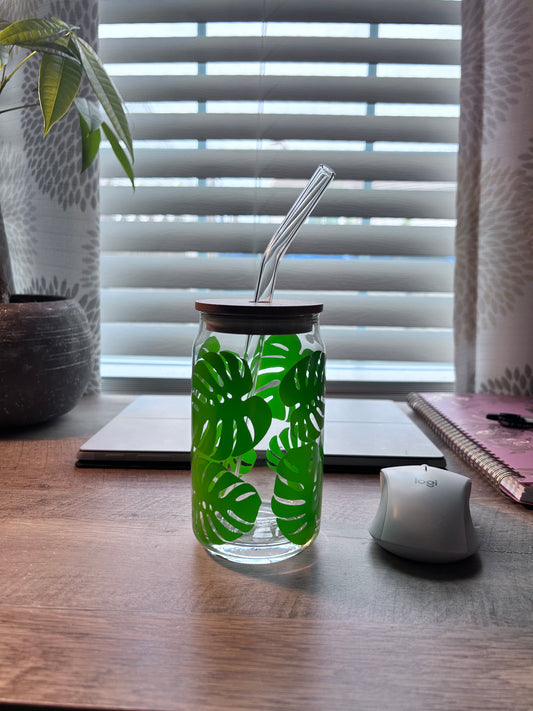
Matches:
[454,0,533,396]
[0,0,101,392]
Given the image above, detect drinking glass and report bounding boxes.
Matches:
[191,298,325,564]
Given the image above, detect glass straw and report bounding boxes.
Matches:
[253,164,335,303]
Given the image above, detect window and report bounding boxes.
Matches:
[99,0,461,395]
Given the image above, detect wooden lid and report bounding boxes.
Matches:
[195,299,323,317]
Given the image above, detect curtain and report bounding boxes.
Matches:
[0,0,101,391]
[454,0,533,396]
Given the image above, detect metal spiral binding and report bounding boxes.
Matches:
[407,394,516,489]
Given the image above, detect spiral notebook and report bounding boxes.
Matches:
[407,392,533,505]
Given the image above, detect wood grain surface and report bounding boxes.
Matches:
[0,395,531,711]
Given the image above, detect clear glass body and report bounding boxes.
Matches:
[191,306,325,564]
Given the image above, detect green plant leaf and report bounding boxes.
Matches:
[74,96,102,132]
[279,350,325,443]
[0,23,9,66]
[0,18,68,46]
[74,98,102,170]
[192,456,261,546]
[102,120,135,188]
[77,112,101,171]
[18,18,81,62]
[16,39,79,61]
[192,348,272,460]
[271,443,323,545]
[0,43,8,68]
[39,43,82,135]
[72,34,133,160]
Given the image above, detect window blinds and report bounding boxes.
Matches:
[98,0,460,393]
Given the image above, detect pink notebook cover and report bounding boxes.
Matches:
[408,392,533,505]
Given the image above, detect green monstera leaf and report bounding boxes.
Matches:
[225,447,257,476]
[254,334,309,419]
[271,443,323,545]
[196,334,221,360]
[192,346,272,460]
[279,350,325,443]
[266,426,298,472]
[192,456,261,545]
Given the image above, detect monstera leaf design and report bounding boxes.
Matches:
[279,350,325,443]
[271,443,323,545]
[254,335,310,419]
[266,426,298,472]
[196,334,222,360]
[226,447,257,476]
[192,347,272,460]
[192,456,261,545]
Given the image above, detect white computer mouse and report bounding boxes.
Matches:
[369,464,479,563]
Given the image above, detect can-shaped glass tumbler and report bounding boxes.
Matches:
[191,299,325,564]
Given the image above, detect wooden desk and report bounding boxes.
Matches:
[0,395,531,711]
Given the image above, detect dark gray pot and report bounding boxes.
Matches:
[0,295,92,427]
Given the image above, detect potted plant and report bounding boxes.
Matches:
[0,17,134,426]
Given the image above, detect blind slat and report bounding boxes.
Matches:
[123,113,459,144]
[101,0,461,26]
[102,289,453,328]
[101,222,455,257]
[100,36,460,66]
[101,148,457,182]
[112,75,459,105]
[101,186,456,220]
[101,323,453,362]
[101,254,454,292]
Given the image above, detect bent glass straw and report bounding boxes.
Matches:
[253,164,335,303]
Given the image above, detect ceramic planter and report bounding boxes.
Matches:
[0,295,92,427]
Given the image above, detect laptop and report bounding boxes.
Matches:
[76,395,445,470]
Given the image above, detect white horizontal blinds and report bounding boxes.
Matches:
[98,0,460,366]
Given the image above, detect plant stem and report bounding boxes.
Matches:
[0,103,39,115]
[0,50,37,92]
